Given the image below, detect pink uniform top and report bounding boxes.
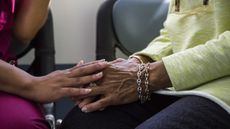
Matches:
[0,0,15,62]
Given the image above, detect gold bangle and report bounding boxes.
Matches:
[129,55,152,64]
[129,55,145,64]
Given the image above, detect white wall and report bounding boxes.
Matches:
[19,0,106,64]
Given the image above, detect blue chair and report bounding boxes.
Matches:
[96,0,169,60]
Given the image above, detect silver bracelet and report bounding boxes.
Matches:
[136,63,151,103]
[137,64,144,103]
[144,63,151,101]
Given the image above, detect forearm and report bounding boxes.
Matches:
[0,60,34,96]
[13,0,50,43]
[162,31,230,91]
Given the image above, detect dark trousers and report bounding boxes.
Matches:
[60,94,230,129]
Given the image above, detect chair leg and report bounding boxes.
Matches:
[45,114,63,129]
[45,114,56,129]
[56,119,63,129]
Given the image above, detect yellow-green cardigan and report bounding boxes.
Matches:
[136,0,230,113]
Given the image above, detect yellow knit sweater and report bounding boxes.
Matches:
[136,0,230,113]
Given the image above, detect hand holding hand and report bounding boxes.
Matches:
[79,59,171,112]
[80,58,140,112]
[20,60,108,103]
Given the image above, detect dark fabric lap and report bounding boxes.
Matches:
[60,94,230,129]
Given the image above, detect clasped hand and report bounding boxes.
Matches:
[75,58,171,113]
[75,58,140,113]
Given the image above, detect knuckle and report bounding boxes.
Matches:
[96,63,102,68]
[106,96,115,104]
[66,88,77,95]
[76,75,96,85]
[92,63,101,70]
[99,99,109,107]
[76,67,84,74]
[74,77,82,85]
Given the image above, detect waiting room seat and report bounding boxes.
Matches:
[96,0,169,60]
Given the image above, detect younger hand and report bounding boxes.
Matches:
[20,60,108,103]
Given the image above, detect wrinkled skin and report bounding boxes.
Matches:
[75,58,138,109]
[95,58,139,103]
[76,58,171,112]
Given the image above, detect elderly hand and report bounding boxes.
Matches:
[78,58,139,112]
[79,58,172,112]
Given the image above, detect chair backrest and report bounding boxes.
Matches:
[96,0,169,61]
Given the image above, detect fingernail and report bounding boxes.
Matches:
[77,60,84,66]
[94,72,103,78]
[82,89,91,94]
[99,61,108,66]
[99,59,106,62]
[99,108,105,111]
[79,60,84,64]
[79,103,83,108]
[81,107,88,113]
[75,101,80,106]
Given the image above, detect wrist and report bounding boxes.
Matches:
[148,61,172,90]
[19,75,38,94]
[136,63,151,103]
